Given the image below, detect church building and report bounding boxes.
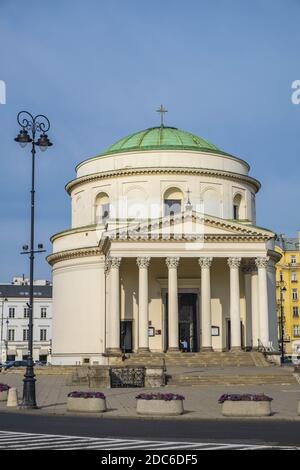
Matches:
[48,113,280,365]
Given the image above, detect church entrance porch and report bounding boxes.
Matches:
[103,253,279,358]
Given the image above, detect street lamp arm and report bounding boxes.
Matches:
[17,111,51,135]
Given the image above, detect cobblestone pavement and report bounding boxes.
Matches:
[0,372,299,420]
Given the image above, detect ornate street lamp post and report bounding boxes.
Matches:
[6,318,9,361]
[15,111,53,408]
[0,297,7,364]
[279,280,287,366]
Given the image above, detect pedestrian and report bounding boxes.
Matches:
[181,340,188,352]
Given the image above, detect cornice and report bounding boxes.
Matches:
[65,166,261,195]
[48,233,271,267]
[47,246,102,266]
[108,234,271,242]
[50,224,97,243]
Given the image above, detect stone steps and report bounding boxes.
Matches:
[167,374,297,386]
[119,352,267,368]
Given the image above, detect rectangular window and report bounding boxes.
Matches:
[292,289,298,300]
[40,329,47,341]
[8,307,15,318]
[292,272,298,282]
[8,329,15,341]
[291,255,297,265]
[280,290,285,301]
[23,329,29,341]
[293,307,299,317]
[164,199,181,216]
[24,307,30,318]
[40,307,47,318]
[279,271,283,282]
[293,325,300,337]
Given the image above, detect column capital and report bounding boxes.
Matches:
[227,257,241,269]
[110,256,122,269]
[166,257,180,269]
[137,257,151,269]
[198,257,213,269]
[255,256,269,269]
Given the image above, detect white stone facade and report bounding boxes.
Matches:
[0,278,52,363]
[48,132,280,365]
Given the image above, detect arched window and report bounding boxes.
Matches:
[233,193,242,220]
[95,192,110,224]
[163,187,183,216]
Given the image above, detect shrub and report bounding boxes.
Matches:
[136,392,185,401]
[67,391,106,399]
[218,393,273,404]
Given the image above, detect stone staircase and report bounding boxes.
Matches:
[115,351,270,368]
[166,373,297,386]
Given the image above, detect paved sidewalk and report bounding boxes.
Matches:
[0,372,299,420]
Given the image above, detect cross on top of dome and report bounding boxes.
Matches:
[156,104,168,127]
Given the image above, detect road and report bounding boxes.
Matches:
[0,412,299,449]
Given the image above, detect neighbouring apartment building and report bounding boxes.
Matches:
[276,233,300,356]
[0,276,52,363]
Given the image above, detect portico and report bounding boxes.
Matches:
[98,211,279,355]
[104,255,274,354]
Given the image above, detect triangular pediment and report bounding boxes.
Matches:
[100,210,274,244]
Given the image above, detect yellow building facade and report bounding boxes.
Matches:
[276,233,300,356]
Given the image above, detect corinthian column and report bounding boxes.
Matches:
[107,256,122,353]
[242,261,253,349]
[137,257,151,352]
[199,257,213,351]
[166,257,180,351]
[255,257,269,347]
[228,257,242,350]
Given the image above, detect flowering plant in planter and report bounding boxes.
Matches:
[0,384,10,392]
[136,392,185,401]
[67,391,106,399]
[218,393,273,404]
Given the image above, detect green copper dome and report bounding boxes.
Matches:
[102,126,226,156]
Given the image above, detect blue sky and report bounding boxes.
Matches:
[0,0,300,282]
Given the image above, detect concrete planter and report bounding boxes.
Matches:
[0,390,8,402]
[67,397,106,413]
[136,398,184,416]
[222,400,272,417]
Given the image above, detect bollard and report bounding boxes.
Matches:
[7,387,18,407]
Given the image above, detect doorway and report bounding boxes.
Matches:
[120,320,133,353]
[226,319,244,350]
[165,293,198,352]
